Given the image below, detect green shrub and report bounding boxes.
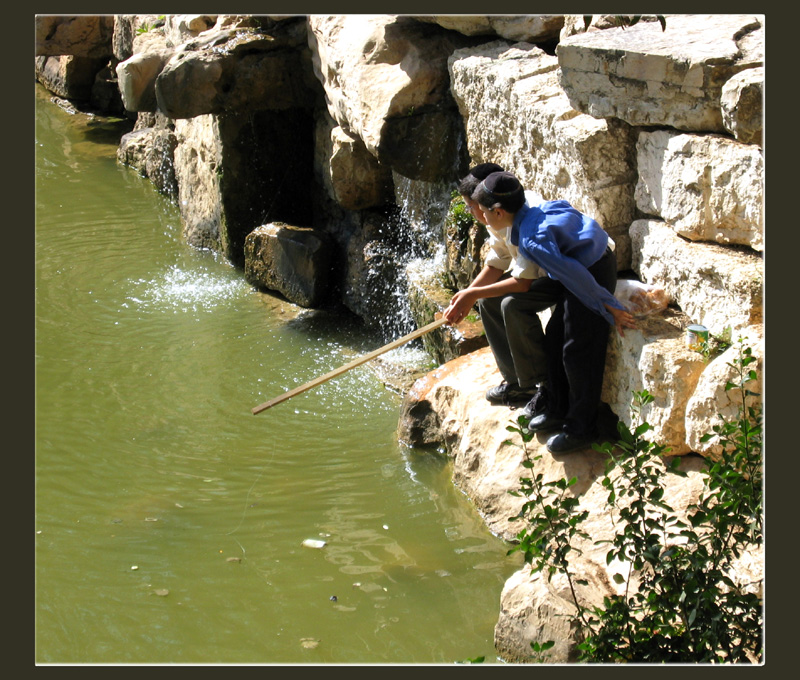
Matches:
[506,339,763,663]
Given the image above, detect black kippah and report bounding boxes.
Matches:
[481,171,522,196]
[468,163,504,181]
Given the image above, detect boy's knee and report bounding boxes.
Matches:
[500,295,527,318]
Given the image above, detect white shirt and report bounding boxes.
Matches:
[483,190,546,280]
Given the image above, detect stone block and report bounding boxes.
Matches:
[557,14,763,132]
[635,130,763,252]
[244,223,334,308]
[630,219,762,333]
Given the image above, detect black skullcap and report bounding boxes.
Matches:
[468,162,504,181]
[481,171,522,196]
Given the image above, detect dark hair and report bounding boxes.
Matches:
[457,162,504,197]
[473,171,525,214]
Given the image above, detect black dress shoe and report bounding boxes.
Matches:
[546,431,595,454]
[526,412,566,433]
[521,384,549,420]
[485,381,536,406]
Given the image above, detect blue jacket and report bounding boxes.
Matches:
[512,200,624,325]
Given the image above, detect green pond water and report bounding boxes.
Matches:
[34,84,521,665]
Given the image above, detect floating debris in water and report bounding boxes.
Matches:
[302,538,327,549]
[300,638,320,650]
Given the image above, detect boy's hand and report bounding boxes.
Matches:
[444,290,475,325]
[608,305,637,337]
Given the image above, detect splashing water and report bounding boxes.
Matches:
[125,263,251,314]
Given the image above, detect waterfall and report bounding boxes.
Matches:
[362,173,453,342]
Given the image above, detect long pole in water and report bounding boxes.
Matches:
[252,317,448,415]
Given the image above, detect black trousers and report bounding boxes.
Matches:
[545,247,617,437]
[477,275,564,388]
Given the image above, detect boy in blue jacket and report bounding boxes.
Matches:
[445,164,563,413]
[472,171,635,453]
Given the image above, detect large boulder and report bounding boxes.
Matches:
[35,15,114,59]
[405,259,488,365]
[117,113,178,197]
[35,55,109,103]
[492,450,760,663]
[173,115,224,251]
[602,311,708,456]
[557,14,764,133]
[112,15,165,61]
[155,22,318,119]
[117,48,173,112]
[307,15,471,182]
[635,130,763,252]
[684,324,764,458]
[398,340,763,662]
[448,41,637,269]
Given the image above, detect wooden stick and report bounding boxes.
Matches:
[252,317,448,414]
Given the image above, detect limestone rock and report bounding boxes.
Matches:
[448,41,636,269]
[113,15,165,61]
[117,114,178,197]
[413,15,564,42]
[684,325,764,458]
[155,23,316,119]
[315,114,393,211]
[173,116,224,251]
[405,258,488,365]
[495,567,587,663]
[721,67,764,146]
[493,452,756,663]
[35,55,109,103]
[307,15,469,181]
[635,130,763,252]
[602,311,707,456]
[244,224,334,308]
[172,105,316,265]
[117,48,173,113]
[35,15,114,59]
[398,347,543,538]
[630,219,763,333]
[560,14,665,40]
[162,14,218,47]
[443,195,489,292]
[557,15,764,132]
